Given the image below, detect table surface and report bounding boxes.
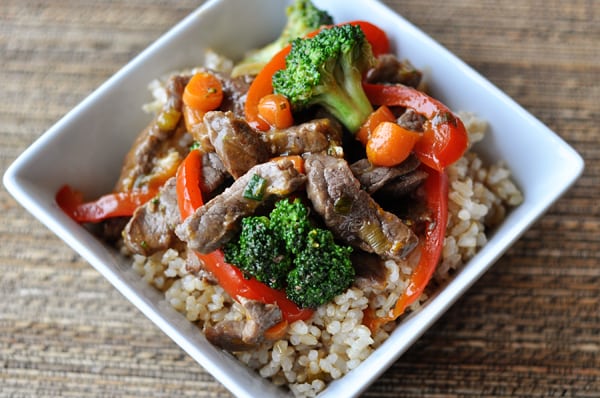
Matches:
[1,1,599,397]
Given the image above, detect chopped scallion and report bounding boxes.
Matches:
[243,174,267,201]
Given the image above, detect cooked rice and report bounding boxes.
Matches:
[127,110,523,397]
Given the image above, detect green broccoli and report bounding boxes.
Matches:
[269,197,312,255]
[224,199,355,308]
[231,0,333,77]
[286,228,354,308]
[224,216,291,290]
[272,23,376,133]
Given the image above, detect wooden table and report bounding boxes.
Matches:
[1,1,598,396]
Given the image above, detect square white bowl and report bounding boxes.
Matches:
[3,0,584,397]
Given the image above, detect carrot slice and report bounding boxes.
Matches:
[182,103,205,133]
[182,72,223,112]
[357,105,396,145]
[258,93,294,129]
[366,121,421,167]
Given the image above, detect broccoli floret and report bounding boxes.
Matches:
[231,0,333,77]
[269,198,312,255]
[224,199,355,308]
[286,229,354,308]
[272,23,375,133]
[224,216,291,289]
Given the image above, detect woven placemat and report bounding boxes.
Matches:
[1,0,598,396]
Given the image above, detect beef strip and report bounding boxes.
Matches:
[205,297,282,351]
[114,75,191,193]
[175,158,306,253]
[204,111,270,179]
[261,118,343,156]
[200,151,230,195]
[217,72,253,118]
[122,177,181,256]
[350,154,421,194]
[376,169,429,198]
[352,249,390,290]
[366,54,422,88]
[304,153,418,262]
[204,111,345,182]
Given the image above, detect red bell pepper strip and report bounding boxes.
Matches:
[175,150,313,322]
[245,20,390,131]
[364,166,448,332]
[362,83,469,171]
[56,184,157,223]
[175,148,204,219]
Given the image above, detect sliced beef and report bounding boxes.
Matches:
[114,75,191,193]
[366,54,422,88]
[217,72,253,118]
[350,154,421,194]
[352,250,389,290]
[186,117,214,154]
[200,151,230,196]
[261,118,343,156]
[204,111,270,179]
[176,158,306,253]
[205,297,282,351]
[351,155,428,199]
[122,177,181,256]
[376,169,429,198]
[304,153,418,262]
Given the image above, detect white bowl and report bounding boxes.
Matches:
[3,0,584,397]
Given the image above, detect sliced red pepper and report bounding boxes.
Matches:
[191,250,313,322]
[56,184,157,223]
[176,151,314,322]
[362,83,469,171]
[364,166,448,332]
[245,20,390,131]
[175,148,204,217]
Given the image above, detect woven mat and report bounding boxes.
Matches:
[1,0,599,396]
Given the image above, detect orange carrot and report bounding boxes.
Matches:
[357,105,396,145]
[245,46,290,131]
[182,103,205,133]
[258,93,294,129]
[182,72,223,112]
[366,121,421,167]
